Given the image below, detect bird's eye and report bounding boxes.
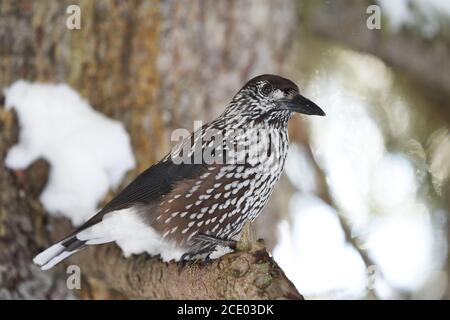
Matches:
[261,83,272,95]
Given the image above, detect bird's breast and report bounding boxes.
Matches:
[152,125,290,249]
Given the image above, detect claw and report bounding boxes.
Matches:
[177,253,189,273]
[201,254,211,267]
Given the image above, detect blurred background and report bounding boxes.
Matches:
[0,0,449,299]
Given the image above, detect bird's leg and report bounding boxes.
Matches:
[195,233,237,250]
[177,234,237,273]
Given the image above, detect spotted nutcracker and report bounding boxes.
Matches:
[34,74,325,270]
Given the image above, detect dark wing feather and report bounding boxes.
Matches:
[72,159,207,233]
[50,159,207,265]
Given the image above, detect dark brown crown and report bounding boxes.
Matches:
[242,74,299,93]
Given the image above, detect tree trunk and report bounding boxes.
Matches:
[0,0,300,299]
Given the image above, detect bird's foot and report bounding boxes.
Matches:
[195,233,237,250]
[177,249,212,273]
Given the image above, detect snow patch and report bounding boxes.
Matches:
[4,81,135,225]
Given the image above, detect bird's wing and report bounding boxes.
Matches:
[74,159,207,233]
[34,158,208,270]
[35,124,217,270]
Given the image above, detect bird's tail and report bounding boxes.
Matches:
[33,219,116,270]
[33,236,87,270]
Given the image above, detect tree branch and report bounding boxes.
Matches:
[50,219,302,300]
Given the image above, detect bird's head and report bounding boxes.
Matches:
[224,74,325,124]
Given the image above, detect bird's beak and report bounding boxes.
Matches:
[281,93,325,116]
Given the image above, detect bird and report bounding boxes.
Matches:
[33,74,325,270]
